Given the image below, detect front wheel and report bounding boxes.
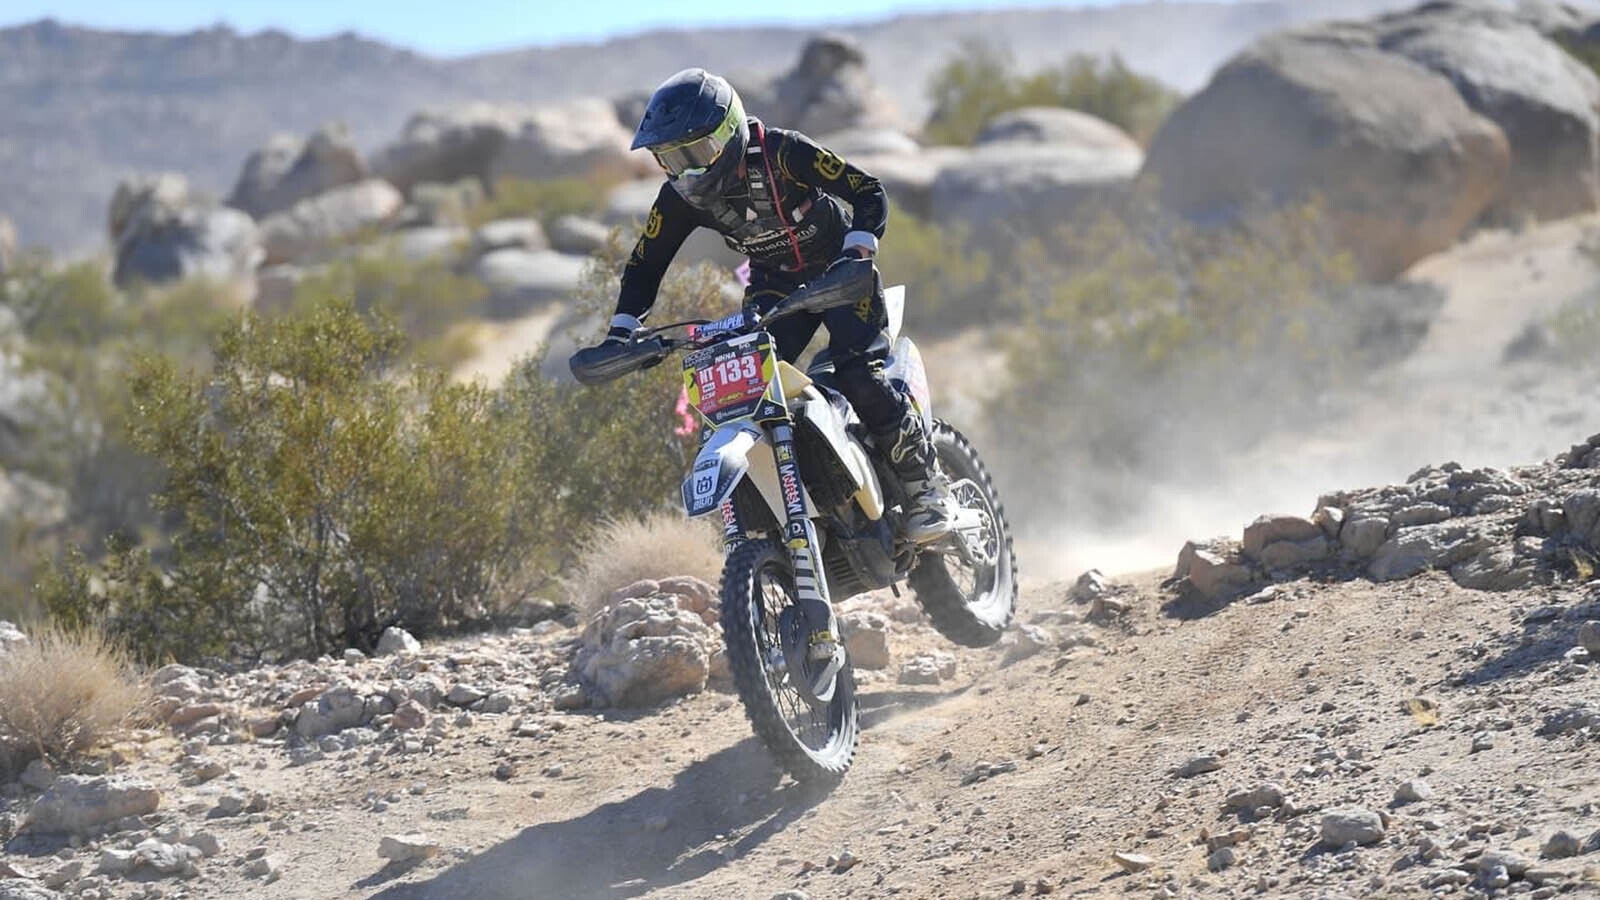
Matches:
[720,539,859,784]
[908,420,1018,647]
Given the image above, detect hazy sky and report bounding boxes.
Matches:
[5,0,1152,55]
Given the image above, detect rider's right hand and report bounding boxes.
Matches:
[600,312,645,347]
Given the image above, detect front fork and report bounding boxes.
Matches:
[719,416,843,701]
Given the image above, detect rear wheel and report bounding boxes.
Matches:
[908,420,1017,647]
[720,539,859,783]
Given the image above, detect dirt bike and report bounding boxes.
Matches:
[569,258,1016,784]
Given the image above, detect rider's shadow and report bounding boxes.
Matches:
[364,737,822,900]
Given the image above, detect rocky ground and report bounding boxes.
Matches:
[1,435,1598,898]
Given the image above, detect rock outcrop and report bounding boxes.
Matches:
[0,215,14,275]
[742,34,900,137]
[226,122,368,220]
[107,174,263,289]
[1177,433,1600,602]
[1144,3,1600,277]
[1142,34,1509,279]
[258,178,404,265]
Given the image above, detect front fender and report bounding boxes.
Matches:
[682,423,762,517]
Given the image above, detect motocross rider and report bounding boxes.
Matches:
[593,67,954,542]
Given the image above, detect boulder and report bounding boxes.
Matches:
[1141,33,1509,279]
[488,98,645,185]
[1175,541,1257,599]
[1563,489,1600,545]
[108,173,263,289]
[844,148,966,219]
[1241,514,1322,560]
[227,123,368,220]
[471,248,587,318]
[258,179,404,265]
[473,218,547,255]
[372,104,521,195]
[386,226,468,262]
[374,626,421,657]
[1320,807,1385,847]
[575,594,714,707]
[546,215,613,256]
[1380,10,1600,222]
[24,775,161,834]
[814,127,921,158]
[743,34,900,137]
[1367,521,1493,581]
[930,142,1140,243]
[840,611,890,669]
[1450,547,1538,591]
[1339,516,1391,559]
[294,684,369,738]
[0,216,14,276]
[976,107,1142,156]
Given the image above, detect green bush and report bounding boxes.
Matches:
[289,250,487,368]
[924,39,1181,146]
[0,257,234,622]
[38,239,734,662]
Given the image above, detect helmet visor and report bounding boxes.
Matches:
[650,104,743,178]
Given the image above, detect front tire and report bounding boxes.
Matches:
[908,420,1017,647]
[720,539,859,784]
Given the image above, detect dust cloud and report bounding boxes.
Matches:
[979,218,1600,582]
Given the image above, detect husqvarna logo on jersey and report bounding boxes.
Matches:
[813,149,846,181]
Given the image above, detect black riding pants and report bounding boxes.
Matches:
[746,266,906,436]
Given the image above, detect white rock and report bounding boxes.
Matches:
[1320,808,1385,848]
[375,626,422,657]
[25,775,161,834]
[378,833,441,863]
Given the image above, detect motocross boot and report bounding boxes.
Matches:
[878,411,955,543]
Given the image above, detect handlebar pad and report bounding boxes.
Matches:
[768,257,877,322]
[569,339,667,385]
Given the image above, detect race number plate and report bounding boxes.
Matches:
[684,334,775,424]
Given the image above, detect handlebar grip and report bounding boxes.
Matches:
[568,340,666,385]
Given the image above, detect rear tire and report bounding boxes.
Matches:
[908,420,1017,647]
[720,539,859,784]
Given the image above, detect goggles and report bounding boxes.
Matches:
[650,105,743,178]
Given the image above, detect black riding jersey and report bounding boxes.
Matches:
[614,120,888,321]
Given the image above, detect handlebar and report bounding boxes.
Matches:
[568,257,877,386]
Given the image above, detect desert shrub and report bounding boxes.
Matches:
[288,249,487,368]
[989,198,1368,522]
[46,300,534,659]
[563,511,724,612]
[0,258,235,621]
[39,235,734,662]
[470,176,616,229]
[924,39,1181,146]
[876,202,997,334]
[0,623,149,776]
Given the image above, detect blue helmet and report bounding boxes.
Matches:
[633,68,748,204]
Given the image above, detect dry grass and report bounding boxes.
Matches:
[0,624,150,776]
[565,511,725,612]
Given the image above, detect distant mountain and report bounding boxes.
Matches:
[0,1,1419,254]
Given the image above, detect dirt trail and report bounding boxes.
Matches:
[61,562,1594,900]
